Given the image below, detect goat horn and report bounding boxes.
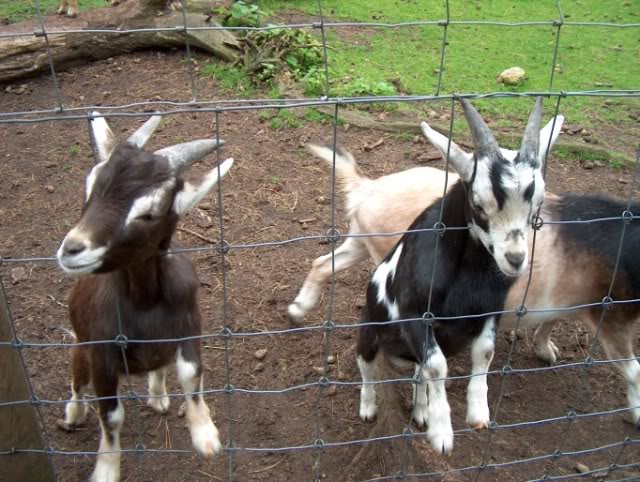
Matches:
[90,111,116,163]
[127,114,162,148]
[518,97,544,165]
[459,99,499,157]
[155,139,225,173]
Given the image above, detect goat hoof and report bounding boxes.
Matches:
[56,419,78,433]
[192,421,222,459]
[57,7,67,15]
[412,406,429,428]
[359,402,377,422]
[287,303,305,325]
[428,425,453,455]
[147,396,170,415]
[66,11,78,18]
[535,340,560,365]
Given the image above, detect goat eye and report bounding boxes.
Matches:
[137,213,155,222]
[472,203,485,215]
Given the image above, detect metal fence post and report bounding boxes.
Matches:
[0,273,55,482]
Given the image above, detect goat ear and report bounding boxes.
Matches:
[127,115,162,148]
[420,122,474,180]
[156,139,225,173]
[538,115,564,162]
[90,112,116,163]
[173,158,234,216]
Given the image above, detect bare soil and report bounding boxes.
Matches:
[0,47,639,481]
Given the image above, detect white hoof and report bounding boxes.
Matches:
[147,395,170,415]
[412,402,429,428]
[535,339,560,365]
[57,6,67,15]
[359,398,377,421]
[287,302,305,324]
[191,420,222,459]
[427,418,454,454]
[90,456,120,482]
[64,400,88,427]
[466,403,490,430]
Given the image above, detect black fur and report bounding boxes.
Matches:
[358,180,518,364]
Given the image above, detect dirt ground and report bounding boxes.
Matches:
[1,44,639,482]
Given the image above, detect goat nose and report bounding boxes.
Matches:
[505,251,525,270]
[63,238,87,256]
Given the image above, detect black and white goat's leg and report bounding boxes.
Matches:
[176,343,221,458]
[289,236,369,323]
[423,340,454,453]
[147,367,170,414]
[356,325,380,421]
[533,320,560,364]
[466,318,497,430]
[60,346,91,431]
[412,363,429,427]
[91,359,123,482]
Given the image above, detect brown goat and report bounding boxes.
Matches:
[56,113,233,482]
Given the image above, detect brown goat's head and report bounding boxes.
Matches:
[57,113,233,275]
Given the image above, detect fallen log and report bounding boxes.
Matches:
[0,0,239,83]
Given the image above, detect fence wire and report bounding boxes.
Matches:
[0,0,639,481]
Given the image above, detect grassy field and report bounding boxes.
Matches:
[0,0,105,23]
[258,0,639,127]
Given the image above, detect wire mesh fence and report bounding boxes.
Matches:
[0,0,639,480]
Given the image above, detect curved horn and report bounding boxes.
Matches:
[460,99,499,156]
[518,97,544,165]
[155,139,225,173]
[127,114,162,148]
[90,112,116,163]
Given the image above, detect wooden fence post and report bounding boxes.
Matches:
[0,271,56,481]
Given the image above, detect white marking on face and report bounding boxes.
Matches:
[57,227,107,275]
[372,243,403,320]
[124,181,174,226]
[470,158,545,277]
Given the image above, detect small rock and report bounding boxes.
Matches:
[496,67,526,86]
[79,96,85,101]
[327,355,336,364]
[583,161,595,170]
[199,202,212,210]
[316,195,327,204]
[619,178,629,184]
[44,161,57,168]
[106,57,114,64]
[45,185,55,193]
[254,348,268,360]
[337,370,347,381]
[5,86,11,93]
[570,125,584,135]
[593,160,604,168]
[177,402,186,418]
[326,385,338,397]
[314,366,326,376]
[11,267,28,284]
[581,129,591,137]
[412,135,422,144]
[575,462,589,474]
[428,110,439,119]
[102,91,111,98]
[254,362,264,373]
[20,84,28,90]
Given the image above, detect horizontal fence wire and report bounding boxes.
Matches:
[0,0,639,480]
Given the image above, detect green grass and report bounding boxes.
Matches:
[259,0,639,127]
[0,0,105,23]
[199,62,255,97]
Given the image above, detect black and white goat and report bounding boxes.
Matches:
[56,113,233,482]
[356,98,549,453]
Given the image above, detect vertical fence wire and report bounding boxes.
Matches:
[34,0,64,112]
[434,0,450,96]
[548,0,564,91]
[313,2,335,478]
[212,110,234,481]
[180,3,198,102]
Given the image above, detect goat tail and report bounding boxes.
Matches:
[306,144,368,194]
